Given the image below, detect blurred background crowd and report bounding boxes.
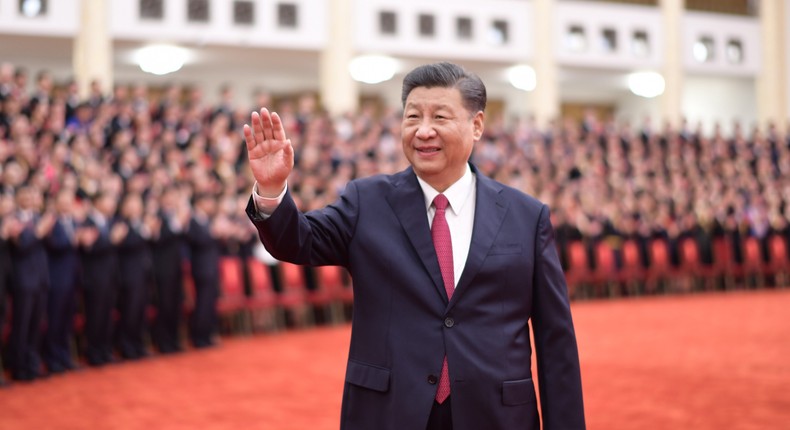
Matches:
[1,61,789,384]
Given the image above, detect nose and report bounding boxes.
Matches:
[415,120,437,140]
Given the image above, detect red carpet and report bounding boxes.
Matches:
[2,289,789,429]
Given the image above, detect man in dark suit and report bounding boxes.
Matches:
[186,193,221,348]
[243,63,585,429]
[116,193,155,360]
[7,186,54,381]
[43,188,81,373]
[78,192,125,366]
[151,186,190,354]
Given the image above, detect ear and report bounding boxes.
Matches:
[472,111,485,141]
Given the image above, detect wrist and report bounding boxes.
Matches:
[255,182,287,199]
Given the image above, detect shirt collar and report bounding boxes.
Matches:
[416,164,475,216]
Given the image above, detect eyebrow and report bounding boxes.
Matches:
[404,102,453,111]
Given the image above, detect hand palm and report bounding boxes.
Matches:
[243,108,294,196]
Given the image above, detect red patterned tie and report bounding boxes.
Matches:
[431,194,453,404]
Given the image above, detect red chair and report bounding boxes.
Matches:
[646,239,672,294]
[593,241,618,297]
[277,262,312,327]
[217,257,249,333]
[677,238,701,293]
[246,258,284,331]
[618,239,646,295]
[711,237,735,290]
[563,241,593,299]
[742,237,765,288]
[769,235,789,287]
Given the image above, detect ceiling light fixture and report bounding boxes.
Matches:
[135,45,189,76]
[348,55,399,84]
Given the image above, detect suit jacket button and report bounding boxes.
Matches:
[444,317,455,328]
[427,374,438,385]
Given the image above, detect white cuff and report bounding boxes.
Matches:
[252,182,287,217]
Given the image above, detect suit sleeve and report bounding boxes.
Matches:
[531,204,586,429]
[246,182,359,268]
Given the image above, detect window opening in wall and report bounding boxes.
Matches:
[379,11,397,35]
[601,28,617,52]
[187,0,210,23]
[565,25,586,52]
[631,30,650,57]
[418,14,435,37]
[19,0,46,17]
[140,0,164,20]
[693,36,715,62]
[456,17,473,40]
[277,3,298,28]
[725,38,743,64]
[233,1,254,25]
[489,19,509,45]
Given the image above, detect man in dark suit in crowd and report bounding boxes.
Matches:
[0,192,15,384]
[186,192,221,348]
[116,193,155,360]
[43,188,81,373]
[151,186,190,354]
[7,186,54,381]
[79,191,126,366]
[243,62,585,429]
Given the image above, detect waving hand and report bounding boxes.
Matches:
[243,108,294,197]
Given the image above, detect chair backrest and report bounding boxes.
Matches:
[650,239,671,271]
[246,258,273,295]
[279,261,307,292]
[713,237,731,269]
[743,237,762,268]
[219,256,244,296]
[317,265,346,295]
[595,241,617,278]
[567,241,588,274]
[622,240,641,270]
[680,238,700,268]
[770,235,788,266]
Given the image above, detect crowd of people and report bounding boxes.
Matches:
[1,61,789,384]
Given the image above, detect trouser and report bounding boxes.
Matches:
[190,277,218,348]
[44,280,77,371]
[8,285,46,379]
[153,270,183,353]
[83,283,116,365]
[117,281,148,359]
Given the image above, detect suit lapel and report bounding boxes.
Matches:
[385,168,449,303]
[448,169,508,311]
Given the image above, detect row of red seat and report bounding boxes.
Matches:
[182,258,353,333]
[563,236,790,298]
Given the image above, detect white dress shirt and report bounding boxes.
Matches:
[252,164,477,289]
[415,165,476,289]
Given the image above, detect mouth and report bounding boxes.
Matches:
[416,147,441,154]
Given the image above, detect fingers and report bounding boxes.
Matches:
[259,108,275,141]
[245,108,290,157]
[243,124,255,152]
[271,111,287,142]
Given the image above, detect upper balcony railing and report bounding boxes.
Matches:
[0,0,763,76]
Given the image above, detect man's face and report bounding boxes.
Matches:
[401,86,483,191]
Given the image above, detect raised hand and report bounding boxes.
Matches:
[243,108,294,197]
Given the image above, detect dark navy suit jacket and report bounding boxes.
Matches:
[10,215,49,290]
[247,165,585,430]
[46,217,80,290]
